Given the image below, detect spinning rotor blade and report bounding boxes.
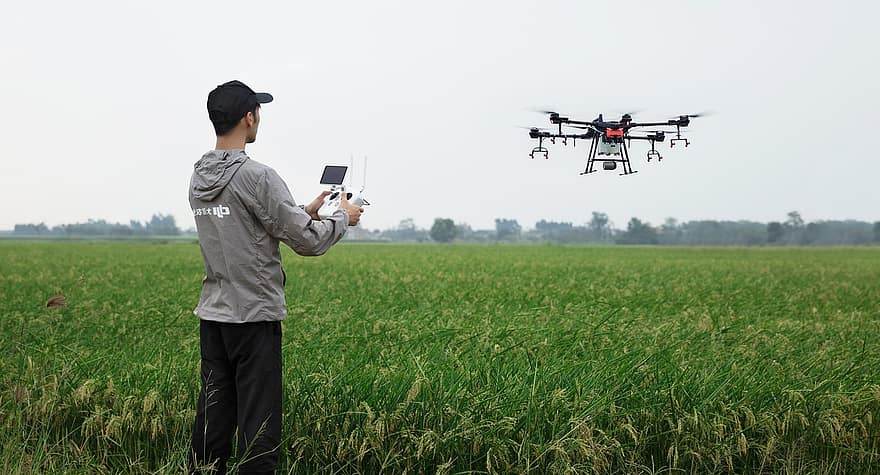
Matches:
[530,108,561,115]
[670,111,713,119]
[530,108,569,121]
[519,125,554,139]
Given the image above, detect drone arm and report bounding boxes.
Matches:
[535,132,593,140]
[627,134,666,142]
[629,121,677,128]
[565,119,592,125]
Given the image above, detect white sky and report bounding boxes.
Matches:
[1,0,878,231]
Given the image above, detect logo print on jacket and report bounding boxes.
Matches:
[193,205,231,219]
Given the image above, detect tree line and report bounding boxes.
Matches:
[347,211,880,246]
[12,211,880,245]
[12,214,180,237]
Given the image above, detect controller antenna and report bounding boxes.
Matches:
[349,154,354,189]
[361,156,367,193]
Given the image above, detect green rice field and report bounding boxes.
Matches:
[1,241,879,474]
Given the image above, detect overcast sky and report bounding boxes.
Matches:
[2,0,878,231]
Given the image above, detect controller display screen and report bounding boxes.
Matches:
[320,165,348,185]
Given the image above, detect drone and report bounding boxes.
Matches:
[525,110,707,175]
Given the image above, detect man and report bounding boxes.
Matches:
[188,80,363,474]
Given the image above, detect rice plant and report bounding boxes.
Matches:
[1,242,878,473]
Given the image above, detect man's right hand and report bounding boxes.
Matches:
[339,194,363,226]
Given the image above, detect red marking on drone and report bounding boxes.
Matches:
[605,128,624,139]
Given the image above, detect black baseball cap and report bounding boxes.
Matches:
[207,80,273,128]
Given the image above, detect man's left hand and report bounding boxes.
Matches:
[305,191,331,220]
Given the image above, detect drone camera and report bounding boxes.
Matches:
[603,161,617,170]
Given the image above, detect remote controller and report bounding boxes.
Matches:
[316,161,370,220]
[317,186,369,218]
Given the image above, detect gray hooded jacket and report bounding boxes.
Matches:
[189,150,348,323]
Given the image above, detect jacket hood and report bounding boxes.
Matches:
[191,150,248,201]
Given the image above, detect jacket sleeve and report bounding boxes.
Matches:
[251,168,348,256]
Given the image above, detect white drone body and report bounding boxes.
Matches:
[317,157,370,220]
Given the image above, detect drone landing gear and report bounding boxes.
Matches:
[580,136,599,175]
[580,136,637,176]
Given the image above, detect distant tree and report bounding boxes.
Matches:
[767,221,784,243]
[536,220,568,237]
[430,218,458,243]
[380,218,429,242]
[782,211,806,244]
[130,220,146,236]
[785,211,804,230]
[874,222,880,243]
[672,220,765,246]
[147,214,180,235]
[532,220,593,243]
[659,217,682,245]
[13,223,49,235]
[800,220,872,245]
[588,212,611,241]
[495,218,522,241]
[615,218,658,245]
[803,222,820,245]
[396,218,418,240]
[398,218,416,231]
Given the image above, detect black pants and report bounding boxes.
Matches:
[190,319,282,474]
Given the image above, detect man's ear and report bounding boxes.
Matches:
[244,111,255,127]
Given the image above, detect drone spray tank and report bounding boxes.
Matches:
[597,140,621,157]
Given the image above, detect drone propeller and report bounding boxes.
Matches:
[531,108,570,122]
[670,111,713,119]
[520,126,553,140]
